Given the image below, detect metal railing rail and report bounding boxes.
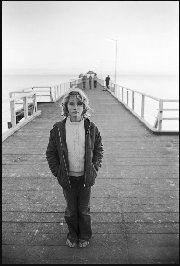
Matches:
[100,79,179,133]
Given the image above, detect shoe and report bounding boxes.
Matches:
[66,238,77,248]
[78,239,90,248]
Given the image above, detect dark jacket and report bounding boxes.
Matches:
[46,118,103,190]
[105,76,110,84]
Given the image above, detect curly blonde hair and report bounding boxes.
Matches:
[61,88,92,118]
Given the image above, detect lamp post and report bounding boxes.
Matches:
[105,38,118,84]
[114,39,117,84]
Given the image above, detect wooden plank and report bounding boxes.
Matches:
[2,222,126,235]
[2,211,179,223]
[2,200,179,213]
[2,178,179,194]
[2,212,123,223]
[128,247,178,264]
[2,238,128,264]
[2,164,179,179]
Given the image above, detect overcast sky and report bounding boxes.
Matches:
[2,1,179,76]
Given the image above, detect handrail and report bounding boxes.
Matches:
[9,91,38,128]
[9,91,35,101]
[4,75,177,141]
[4,79,80,139]
[99,78,179,133]
[114,85,161,102]
[2,78,82,142]
[32,79,80,102]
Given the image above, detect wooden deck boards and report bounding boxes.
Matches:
[2,83,179,264]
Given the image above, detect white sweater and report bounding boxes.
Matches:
[65,117,85,177]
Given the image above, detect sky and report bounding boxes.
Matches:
[2,1,179,77]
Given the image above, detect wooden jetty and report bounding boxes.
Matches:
[2,82,179,264]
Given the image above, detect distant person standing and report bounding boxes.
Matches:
[82,75,86,89]
[93,74,97,89]
[89,75,92,89]
[104,75,110,90]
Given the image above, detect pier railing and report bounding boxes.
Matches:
[9,90,39,128]
[32,79,81,102]
[100,79,179,133]
[3,76,178,142]
[32,83,70,103]
[2,79,77,142]
[70,78,81,87]
[2,90,42,142]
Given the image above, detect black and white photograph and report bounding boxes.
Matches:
[2,1,179,264]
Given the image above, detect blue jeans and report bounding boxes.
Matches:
[63,175,92,242]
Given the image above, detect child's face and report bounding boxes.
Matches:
[67,95,84,121]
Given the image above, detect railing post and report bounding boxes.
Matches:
[158,100,163,131]
[114,84,117,97]
[132,91,135,111]
[54,86,56,101]
[117,85,119,98]
[33,93,37,113]
[122,87,124,102]
[10,96,16,127]
[59,84,62,95]
[117,87,119,99]
[23,96,28,119]
[50,87,53,102]
[141,95,145,119]
[127,90,129,106]
[57,85,59,98]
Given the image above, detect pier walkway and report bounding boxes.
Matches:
[2,83,179,264]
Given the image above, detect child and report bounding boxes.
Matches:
[46,88,103,248]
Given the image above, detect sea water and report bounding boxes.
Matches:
[2,74,179,133]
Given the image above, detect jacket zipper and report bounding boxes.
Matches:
[84,123,91,187]
[84,133,87,187]
[57,127,71,189]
